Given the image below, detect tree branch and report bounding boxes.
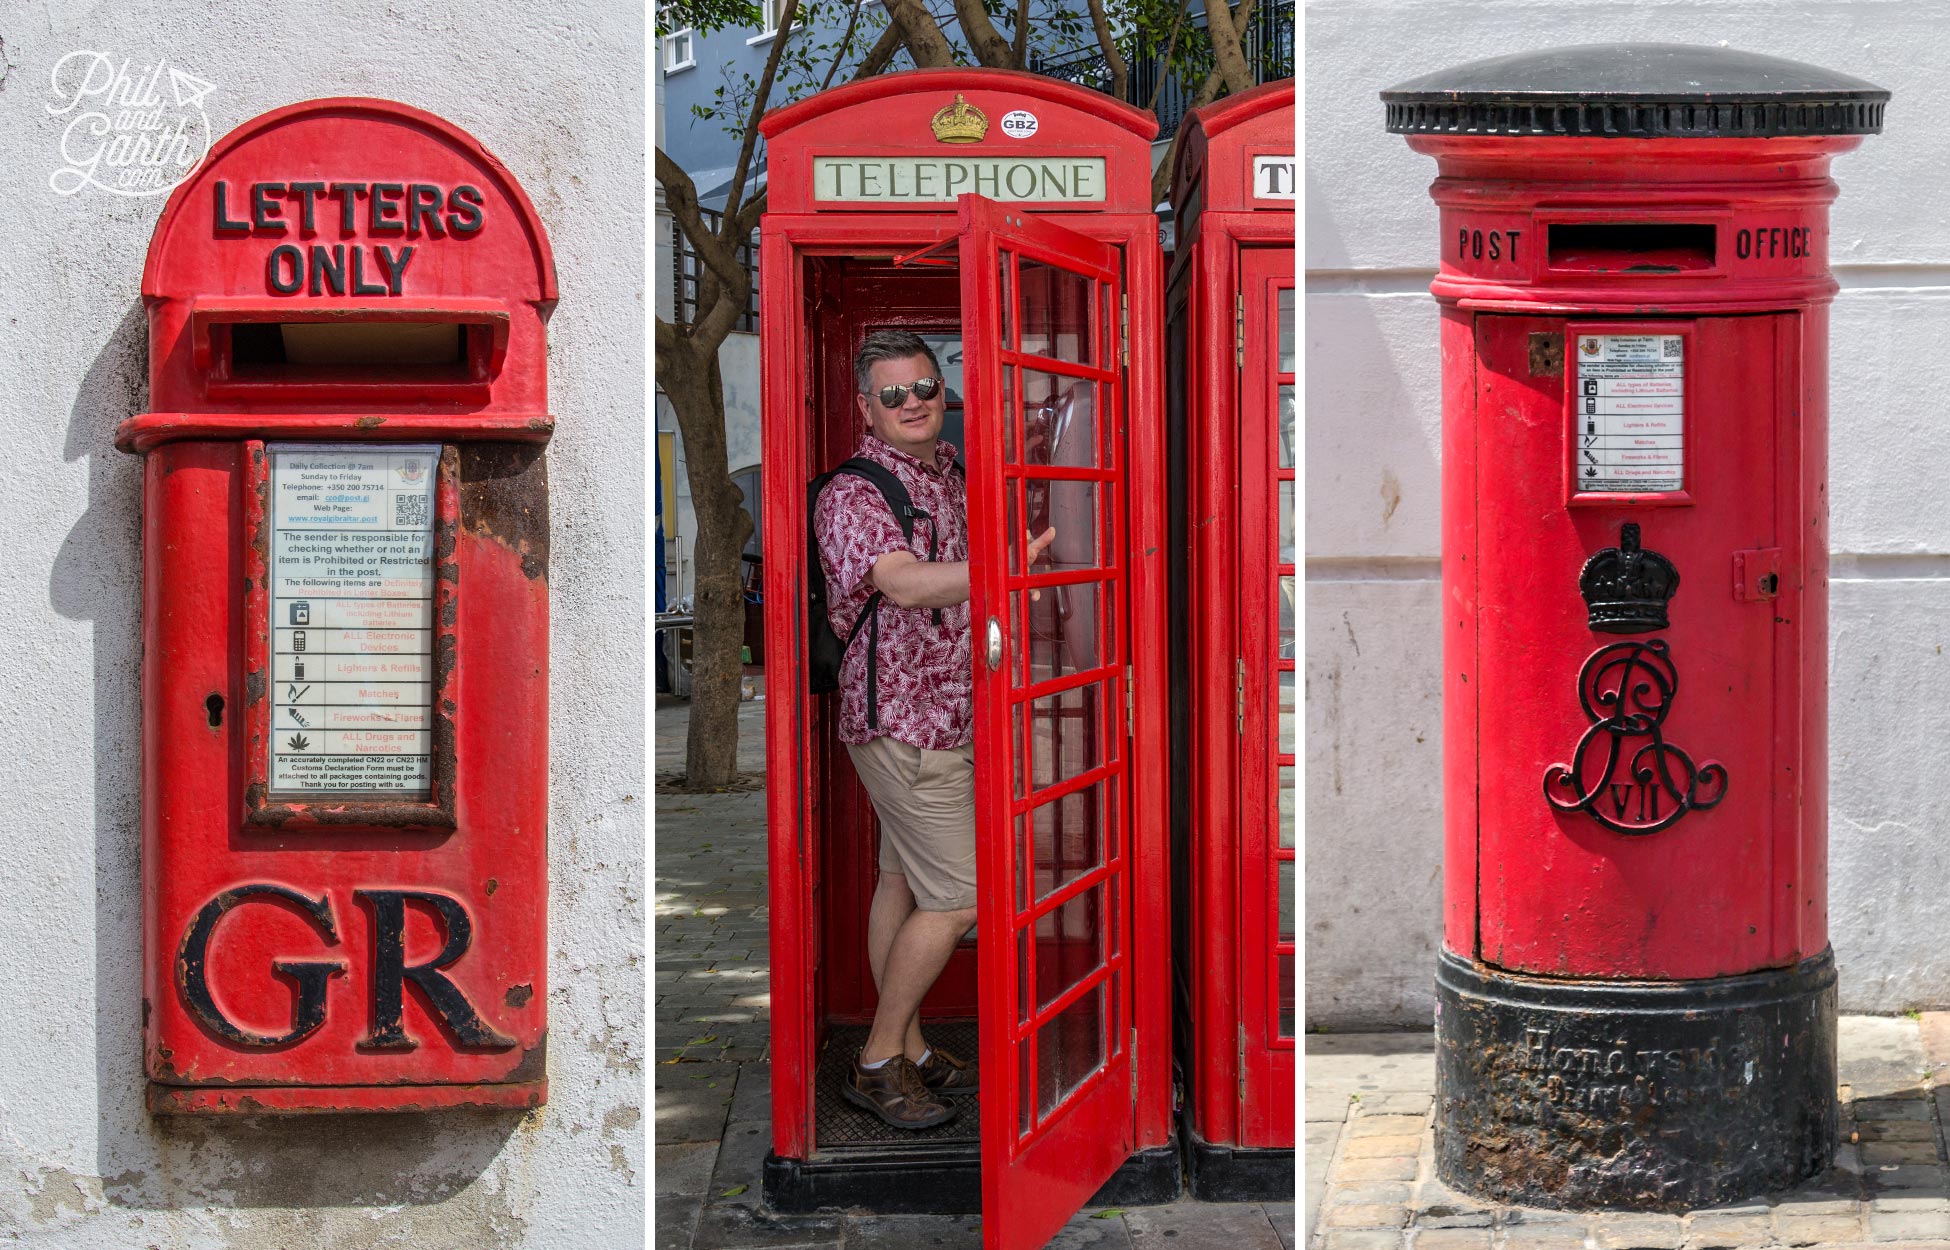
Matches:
[881,0,957,68]
[657,147,746,296]
[1012,0,1028,66]
[691,270,748,350]
[722,0,803,218]
[818,0,869,94]
[655,314,684,361]
[1201,0,1258,96]
[852,15,906,78]
[1086,0,1128,103]
[947,0,1014,66]
[1147,0,1194,114]
[1148,61,1232,206]
[733,187,769,239]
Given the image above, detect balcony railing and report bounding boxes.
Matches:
[1030,0,1293,142]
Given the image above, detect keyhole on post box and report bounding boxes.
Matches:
[205,692,224,728]
[1759,573,1779,596]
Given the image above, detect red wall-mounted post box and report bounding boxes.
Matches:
[119,98,556,1114]
[757,69,1176,1249]
[1384,46,1888,1207]
[1164,79,1295,1200]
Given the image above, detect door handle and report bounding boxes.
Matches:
[986,617,1003,671]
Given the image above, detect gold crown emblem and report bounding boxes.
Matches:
[930,94,989,144]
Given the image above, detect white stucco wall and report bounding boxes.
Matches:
[1307,0,1950,1027]
[0,2,644,1244]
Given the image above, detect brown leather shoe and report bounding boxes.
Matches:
[843,1054,958,1130]
[915,1044,978,1094]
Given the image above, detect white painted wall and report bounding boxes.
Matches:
[1307,0,1950,1027]
[0,2,644,1243]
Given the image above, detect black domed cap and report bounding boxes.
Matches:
[1383,43,1889,138]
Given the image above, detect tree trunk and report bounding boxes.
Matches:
[666,343,756,789]
[882,0,958,68]
[1202,0,1260,96]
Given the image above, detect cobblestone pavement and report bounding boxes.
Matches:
[655,690,1296,1250]
[1306,1014,1950,1249]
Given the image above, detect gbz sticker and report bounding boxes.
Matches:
[999,109,1038,139]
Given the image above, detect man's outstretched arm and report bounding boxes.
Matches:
[870,527,1056,609]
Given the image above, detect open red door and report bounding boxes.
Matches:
[958,195,1136,1250]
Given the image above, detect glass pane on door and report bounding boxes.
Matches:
[1269,278,1297,1041]
[960,195,1137,1249]
[993,236,1125,1138]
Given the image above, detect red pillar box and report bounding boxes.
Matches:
[1383,46,1887,1207]
[1164,79,1294,1201]
[757,70,1176,1246]
[120,99,555,1114]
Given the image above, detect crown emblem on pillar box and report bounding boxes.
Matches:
[1578,523,1680,634]
[931,94,990,144]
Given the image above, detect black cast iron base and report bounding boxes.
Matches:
[764,1135,1181,1214]
[1435,947,1837,1212]
[1184,1127,1294,1202]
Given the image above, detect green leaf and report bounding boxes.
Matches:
[660,0,763,38]
[721,1184,749,1197]
[1091,1208,1123,1219]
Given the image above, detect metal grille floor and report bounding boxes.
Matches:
[815,1020,981,1149]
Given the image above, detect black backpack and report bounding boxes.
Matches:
[807,457,960,729]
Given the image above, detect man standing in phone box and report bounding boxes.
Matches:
[814,330,1054,1129]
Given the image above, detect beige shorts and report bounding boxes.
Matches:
[846,736,977,912]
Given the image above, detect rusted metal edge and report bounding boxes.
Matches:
[147,1079,546,1116]
[114,412,556,455]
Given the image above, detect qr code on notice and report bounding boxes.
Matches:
[395,492,430,529]
[1663,338,1683,359]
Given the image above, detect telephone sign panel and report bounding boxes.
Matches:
[120,98,556,1114]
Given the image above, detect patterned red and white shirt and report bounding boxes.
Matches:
[813,433,973,750]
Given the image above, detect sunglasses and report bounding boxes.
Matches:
[873,377,945,408]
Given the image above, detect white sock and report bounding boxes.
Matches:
[916,1048,932,1066]
[860,1054,894,1070]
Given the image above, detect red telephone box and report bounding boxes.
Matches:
[120,98,555,1113]
[1383,46,1888,1207]
[757,70,1176,1246]
[1164,80,1294,1200]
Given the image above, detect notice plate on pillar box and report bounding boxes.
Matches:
[268,444,437,798]
[1573,334,1684,494]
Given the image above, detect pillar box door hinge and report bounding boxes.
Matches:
[1235,292,1246,368]
[1238,1022,1247,1103]
[1120,292,1130,367]
[1236,657,1246,734]
[1126,663,1135,736]
[1733,547,1783,601]
[1132,1026,1140,1099]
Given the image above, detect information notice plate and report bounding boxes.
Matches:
[267,444,438,798]
[1574,334,1684,494]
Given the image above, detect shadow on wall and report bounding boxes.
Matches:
[1302,164,1447,1032]
[50,303,525,1217]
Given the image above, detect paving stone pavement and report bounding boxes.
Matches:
[655,690,1296,1249]
[1306,1014,1950,1249]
